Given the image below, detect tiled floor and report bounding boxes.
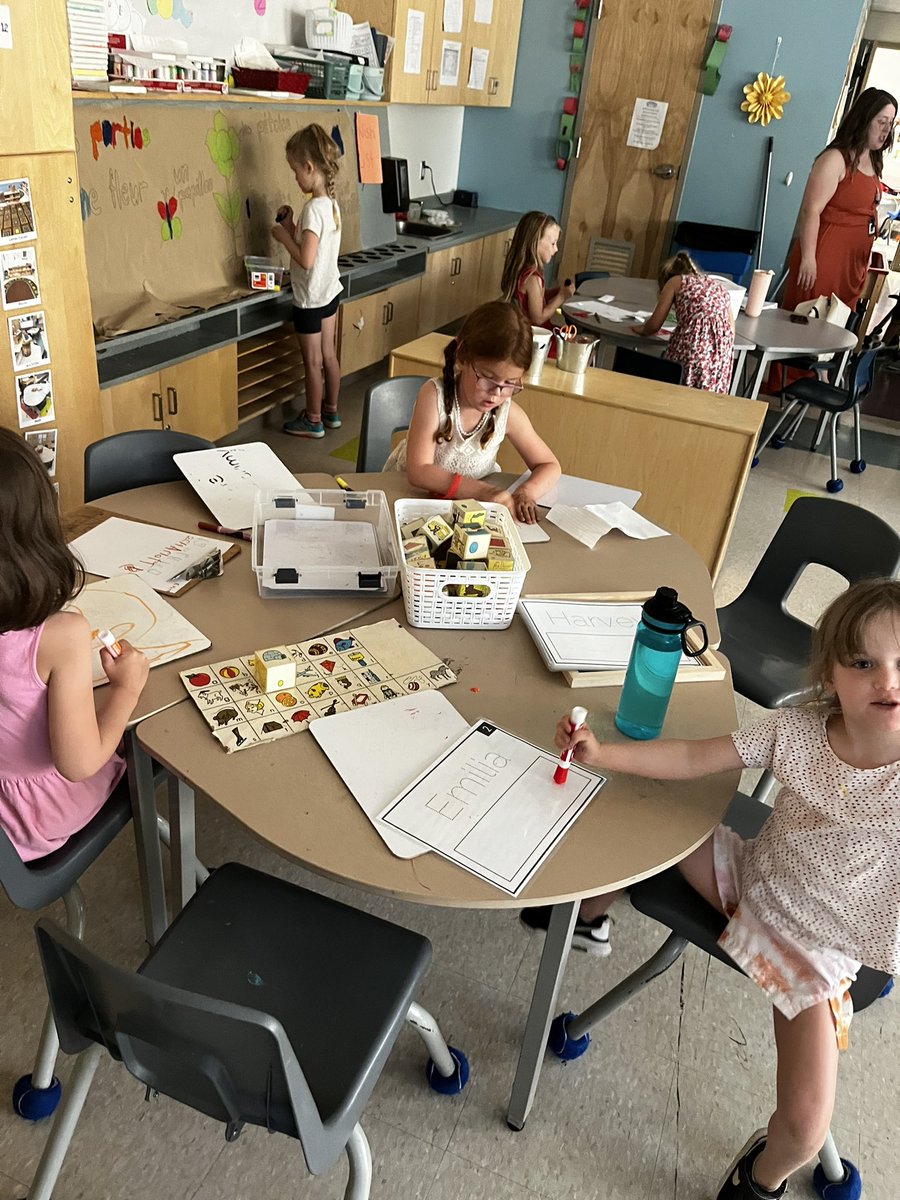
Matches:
[2,365,899,1200]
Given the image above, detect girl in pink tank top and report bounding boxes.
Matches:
[0,428,149,861]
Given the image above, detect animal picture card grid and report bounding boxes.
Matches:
[181,620,458,753]
[1,245,41,311]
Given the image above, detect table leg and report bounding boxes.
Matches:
[167,774,197,915]
[124,731,168,946]
[506,900,578,1130]
[745,350,771,400]
[730,348,748,395]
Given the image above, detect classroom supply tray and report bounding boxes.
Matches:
[243,256,288,291]
[394,499,531,630]
[303,58,363,99]
[253,489,400,598]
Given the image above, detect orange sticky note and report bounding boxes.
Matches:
[355,113,383,185]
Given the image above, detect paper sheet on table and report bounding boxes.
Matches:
[514,520,550,544]
[565,299,646,323]
[512,472,641,510]
[174,442,307,530]
[69,517,229,595]
[518,599,697,672]
[546,502,668,549]
[378,719,606,894]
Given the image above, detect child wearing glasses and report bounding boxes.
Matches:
[384,301,560,524]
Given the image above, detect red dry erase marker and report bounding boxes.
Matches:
[198,521,252,542]
[553,706,588,785]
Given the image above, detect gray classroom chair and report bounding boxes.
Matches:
[612,345,683,385]
[547,790,892,1200]
[25,862,468,1200]
[573,269,610,291]
[83,430,215,503]
[356,375,428,472]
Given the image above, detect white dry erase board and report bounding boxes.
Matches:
[378,720,606,895]
[174,443,305,530]
[511,472,641,511]
[69,517,232,595]
[311,690,469,858]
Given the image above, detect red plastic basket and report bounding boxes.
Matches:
[232,67,309,95]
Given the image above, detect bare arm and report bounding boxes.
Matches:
[40,612,149,782]
[633,277,680,335]
[504,402,562,523]
[794,149,844,293]
[555,716,743,780]
[523,273,572,326]
[403,381,512,502]
[272,223,319,270]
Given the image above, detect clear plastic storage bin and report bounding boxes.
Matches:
[252,489,400,598]
[244,256,288,291]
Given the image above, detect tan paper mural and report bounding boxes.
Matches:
[74,102,361,336]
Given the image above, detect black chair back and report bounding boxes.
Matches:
[83,430,215,503]
[612,345,684,385]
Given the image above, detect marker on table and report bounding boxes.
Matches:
[335,476,353,493]
[197,521,252,542]
[98,629,122,659]
[553,706,588,785]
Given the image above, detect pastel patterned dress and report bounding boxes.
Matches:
[664,273,735,393]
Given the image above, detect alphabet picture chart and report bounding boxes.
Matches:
[379,721,606,895]
[180,618,458,753]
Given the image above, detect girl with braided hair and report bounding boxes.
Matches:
[274,124,344,438]
[384,301,560,523]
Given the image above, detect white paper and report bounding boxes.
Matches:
[174,442,304,530]
[467,46,488,90]
[514,520,550,544]
[439,39,461,86]
[546,502,668,549]
[379,720,605,894]
[442,0,462,33]
[262,519,380,571]
[565,299,640,323]
[474,0,493,22]
[70,517,230,594]
[512,472,641,511]
[626,98,668,151]
[311,690,468,858]
[65,574,211,688]
[519,599,695,672]
[403,8,425,74]
[0,6,12,49]
[350,21,379,66]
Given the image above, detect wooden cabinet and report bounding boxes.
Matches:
[99,347,238,441]
[480,0,523,107]
[0,0,73,156]
[237,326,304,427]
[417,240,484,334]
[339,276,422,375]
[473,230,512,308]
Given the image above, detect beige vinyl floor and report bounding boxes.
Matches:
[1,366,899,1200]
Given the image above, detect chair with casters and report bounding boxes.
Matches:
[83,430,215,503]
[573,270,610,291]
[546,790,892,1200]
[25,861,469,1200]
[754,344,881,493]
[356,375,429,472]
[612,345,684,385]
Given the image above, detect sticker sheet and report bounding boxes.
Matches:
[180,618,457,753]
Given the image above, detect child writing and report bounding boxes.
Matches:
[0,428,149,861]
[632,251,735,393]
[384,300,561,524]
[500,211,575,328]
[551,577,900,1200]
[273,124,343,439]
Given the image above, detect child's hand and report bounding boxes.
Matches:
[271,222,291,245]
[511,487,539,524]
[101,640,149,698]
[275,204,293,226]
[560,279,576,301]
[555,713,601,766]
[488,488,516,517]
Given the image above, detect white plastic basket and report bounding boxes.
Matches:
[394,498,531,630]
[304,8,353,52]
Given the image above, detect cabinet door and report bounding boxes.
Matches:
[474,230,511,308]
[382,277,423,354]
[446,238,485,324]
[161,346,238,440]
[99,375,165,436]
[388,0,438,104]
[417,245,457,335]
[427,0,467,106]
[0,0,73,155]
[485,0,523,106]
[339,291,392,375]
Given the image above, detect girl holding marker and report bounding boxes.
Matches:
[540,578,900,1200]
[500,211,575,327]
[0,428,148,861]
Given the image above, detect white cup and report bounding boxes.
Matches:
[744,269,774,318]
[525,327,552,383]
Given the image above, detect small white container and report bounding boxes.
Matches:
[244,256,287,292]
[304,8,353,52]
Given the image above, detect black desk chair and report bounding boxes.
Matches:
[25,862,468,1200]
[755,345,882,494]
[574,270,610,291]
[83,430,215,503]
[356,376,429,472]
[547,791,891,1200]
[612,345,684,385]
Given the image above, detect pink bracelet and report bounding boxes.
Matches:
[442,473,462,500]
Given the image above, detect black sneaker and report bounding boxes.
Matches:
[520,906,611,956]
[716,1130,786,1199]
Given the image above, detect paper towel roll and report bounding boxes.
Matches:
[745,269,774,318]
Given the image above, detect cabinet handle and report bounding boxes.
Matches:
[387,301,394,322]
[488,77,499,95]
[382,302,389,325]
[152,391,163,423]
[166,386,178,415]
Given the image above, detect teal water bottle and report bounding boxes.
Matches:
[614,587,708,740]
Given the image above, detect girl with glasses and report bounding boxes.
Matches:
[384,301,560,524]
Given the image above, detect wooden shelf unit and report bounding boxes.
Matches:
[237,326,303,424]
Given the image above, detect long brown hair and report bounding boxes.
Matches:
[437,301,532,449]
[0,427,83,633]
[500,211,559,302]
[827,86,898,176]
[658,250,702,288]
[808,577,900,708]
[286,123,342,229]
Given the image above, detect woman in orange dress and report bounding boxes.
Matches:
[784,87,897,311]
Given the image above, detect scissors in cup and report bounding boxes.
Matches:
[554,323,578,342]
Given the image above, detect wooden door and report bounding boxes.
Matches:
[99,374,164,436]
[339,290,392,374]
[560,0,716,282]
[474,230,512,306]
[382,276,423,354]
[163,346,237,440]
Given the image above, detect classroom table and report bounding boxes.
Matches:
[733,309,858,400]
[135,470,739,1130]
[564,275,755,395]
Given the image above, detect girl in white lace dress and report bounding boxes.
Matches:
[384,301,560,523]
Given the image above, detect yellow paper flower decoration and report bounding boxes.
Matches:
[741,72,791,126]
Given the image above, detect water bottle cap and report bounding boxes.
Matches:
[642,586,693,628]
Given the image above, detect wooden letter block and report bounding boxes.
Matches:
[252,647,297,692]
[450,523,490,560]
[452,499,487,527]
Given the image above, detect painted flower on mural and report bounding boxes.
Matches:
[741,72,791,126]
[146,0,192,28]
[206,112,240,180]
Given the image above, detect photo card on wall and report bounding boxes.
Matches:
[8,310,50,371]
[1,246,41,311]
[0,178,37,247]
[15,369,54,428]
[25,428,58,475]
